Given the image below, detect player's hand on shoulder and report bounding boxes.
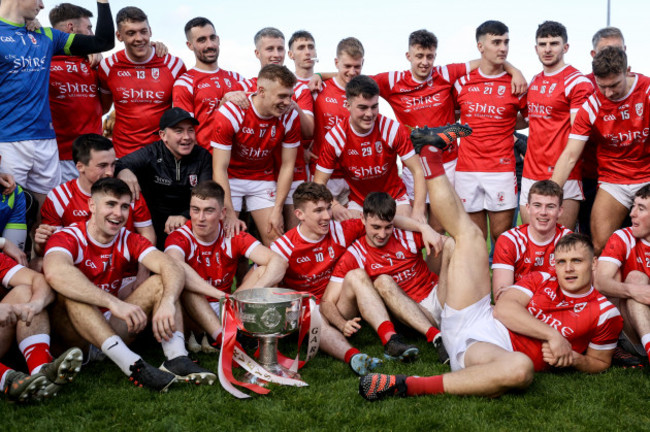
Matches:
[221,91,250,109]
[342,317,362,337]
[116,169,141,201]
[308,74,323,92]
[223,209,246,238]
[25,18,41,32]
[151,41,168,57]
[87,53,103,69]
[332,202,354,222]
[164,215,188,234]
[510,70,528,96]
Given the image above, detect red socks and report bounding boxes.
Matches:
[377,321,397,345]
[419,146,445,179]
[426,327,441,343]
[406,375,445,396]
[344,348,361,364]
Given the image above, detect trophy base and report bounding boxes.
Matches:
[240,364,301,387]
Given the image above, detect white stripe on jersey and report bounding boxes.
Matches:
[348,241,367,268]
[330,221,346,247]
[597,300,621,326]
[220,102,244,132]
[379,116,398,147]
[282,109,299,131]
[583,95,601,124]
[326,124,346,158]
[564,73,592,96]
[388,71,402,90]
[119,230,130,261]
[244,241,261,259]
[271,235,294,260]
[222,236,233,258]
[173,77,194,95]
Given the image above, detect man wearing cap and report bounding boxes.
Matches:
[116,107,212,249]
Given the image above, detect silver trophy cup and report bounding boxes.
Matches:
[231,287,303,384]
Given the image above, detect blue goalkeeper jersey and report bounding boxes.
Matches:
[0,18,75,142]
[0,186,26,234]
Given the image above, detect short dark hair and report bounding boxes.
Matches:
[288,30,314,49]
[49,3,93,27]
[336,37,364,59]
[528,180,563,205]
[254,27,284,46]
[72,133,114,165]
[191,180,225,206]
[91,177,132,200]
[635,184,650,200]
[346,75,379,100]
[555,232,594,258]
[184,17,214,39]
[258,64,296,88]
[409,29,437,49]
[592,27,624,49]
[476,20,509,41]
[292,182,333,209]
[592,46,627,78]
[116,6,148,27]
[363,192,396,222]
[536,20,567,43]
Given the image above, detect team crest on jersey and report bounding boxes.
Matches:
[28,34,37,45]
[152,68,160,80]
[189,174,198,186]
[636,103,644,117]
[375,141,383,154]
[549,253,555,266]
[271,126,276,138]
[549,83,557,94]
[540,85,546,94]
[80,63,88,73]
[497,86,506,96]
[328,246,335,259]
[573,302,587,313]
[224,78,232,88]
[396,251,405,260]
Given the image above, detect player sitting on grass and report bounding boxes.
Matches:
[44,178,214,392]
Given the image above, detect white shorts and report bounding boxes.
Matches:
[285,180,303,205]
[209,300,222,319]
[229,178,277,212]
[0,139,61,193]
[419,284,443,326]
[402,160,457,203]
[519,177,583,206]
[455,171,517,212]
[347,193,411,213]
[599,181,650,209]
[59,160,79,183]
[441,295,513,371]
[327,178,350,206]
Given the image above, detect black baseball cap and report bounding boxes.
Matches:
[159,107,200,130]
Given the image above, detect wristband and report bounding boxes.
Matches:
[316,73,323,79]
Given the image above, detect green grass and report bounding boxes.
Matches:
[3,325,650,432]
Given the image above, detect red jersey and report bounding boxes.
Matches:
[0,253,23,288]
[492,224,571,280]
[271,218,365,300]
[569,73,650,184]
[98,49,187,157]
[316,115,414,206]
[581,72,599,179]
[333,228,436,302]
[165,221,260,300]
[525,65,593,180]
[49,55,102,160]
[454,69,527,172]
[211,96,301,181]
[509,271,622,371]
[40,179,152,232]
[372,63,469,163]
[312,78,348,178]
[599,227,650,279]
[45,222,156,303]
[172,67,246,151]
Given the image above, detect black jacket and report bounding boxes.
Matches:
[116,140,212,248]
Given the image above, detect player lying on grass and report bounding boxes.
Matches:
[358,126,622,401]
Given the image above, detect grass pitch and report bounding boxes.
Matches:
[2,324,650,432]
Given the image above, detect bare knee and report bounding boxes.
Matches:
[505,353,534,389]
[625,270,649,285]
[343,268,372,290]
[373,274,397,295]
